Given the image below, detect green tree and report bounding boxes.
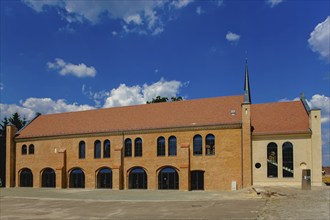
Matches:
[171,96,183,102]
[8,113,27,131]
[146,96,183,104]
[0,113,27,139]
[0,117,9,138]
[0,113,27,187]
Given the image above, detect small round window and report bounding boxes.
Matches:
[255,163,261,169]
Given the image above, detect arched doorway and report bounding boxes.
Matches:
[69,168,85,188]
[20,168,33,187]
[129,167,147,189]
[191,171,204,190]
[158,167,179,190]
[42,168,56,188]
[97,168,112,188]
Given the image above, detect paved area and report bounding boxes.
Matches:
[0,186,329,219]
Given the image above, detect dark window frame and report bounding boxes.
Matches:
[157,137,166,156]
[134,138,143,157]
[79,141,86,159]
[168,136,177,156]
[282,142,294,178]
[193,135,202,156]
[94,140,101,159]
[205,134,215,155]
[103,140,111,158]
[125,138,132,157]
[28,144,34,155]
[22,145,27,155]
[267,142,278,178]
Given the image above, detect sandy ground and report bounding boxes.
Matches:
[0,186,329,220]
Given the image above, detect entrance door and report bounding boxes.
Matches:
[20,168,33,187]
[97,168,112,188]
[129,168,147,189]
[158,167,179,190]
[191,171,204,190]
[42,168,56,188]
[70,168,85,188]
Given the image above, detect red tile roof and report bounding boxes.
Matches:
[251,100,310,135]
[17,95,244,139]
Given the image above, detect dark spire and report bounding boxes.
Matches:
[244,60,251,104]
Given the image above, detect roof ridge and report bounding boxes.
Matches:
[35,94,245,117]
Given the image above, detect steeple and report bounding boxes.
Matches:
[244,60,251,104]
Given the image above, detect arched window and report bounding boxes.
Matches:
[22,145,27,155]
[157,137,165,156]
[69,168,85,188]
[134,138,142,157]
[158,167,179,190]
[129,167,147,189]
[79,141,85,159]
[28,144,34,154]
[94,140,101,159]
[205,134,215,155]
[267,142,278,178]
[125,138,132,157]
[42,168,56,188]
[168,136,177,156]
[282,142,294,178]
[97,168,112,188]
[193,135,202,155]
[103,140,111,158]
[20,168,33,187]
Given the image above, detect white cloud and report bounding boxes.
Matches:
[226,31,240,43]
[308,16,330,62]
[1,78,185,122]
[0,83,4,90]
[103,84,145,108]
[21,98,95,114]
[103,78,183,108]
[0,98,94,121]
[47,58,96,78]
[82,84,110,107]
[22,0,63,12]
[22,0,193,36]
[171,0,194,9]
[196,6,205,15]
[308,94,330,124]
[266,0,283,8]
[0,103,35,121]
[124,14,143,25]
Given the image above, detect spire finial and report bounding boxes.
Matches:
[245,50,248,63]
[244,60,251,104]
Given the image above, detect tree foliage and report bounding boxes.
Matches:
[0,113,27,138]
[146,96,183,104]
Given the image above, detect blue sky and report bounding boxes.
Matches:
[0,0,329,165]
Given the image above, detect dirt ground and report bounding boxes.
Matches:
[0,186,329,220]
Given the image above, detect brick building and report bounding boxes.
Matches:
[5,64,322,190]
